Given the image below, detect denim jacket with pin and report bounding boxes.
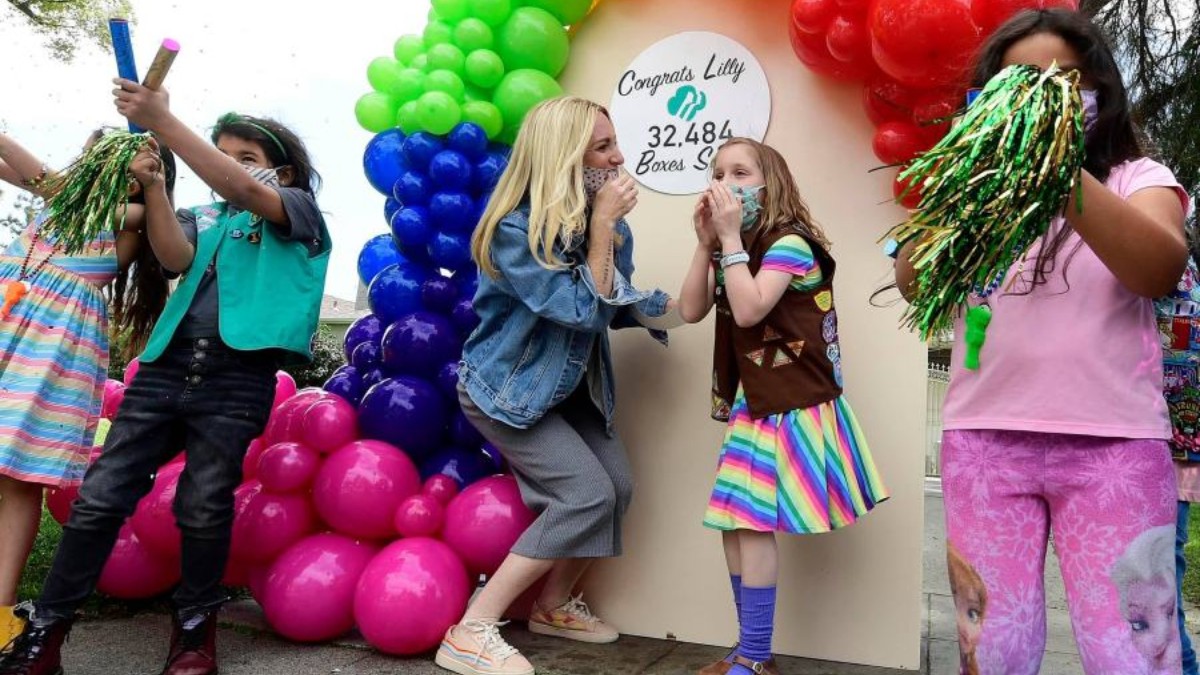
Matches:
[460,207,670,433]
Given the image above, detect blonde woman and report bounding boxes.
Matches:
[436,96,673,675]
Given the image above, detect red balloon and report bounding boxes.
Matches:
[826,15,871,65]
[835,0,871,12]
[972,0,1078,35]
[862,74,921,126]
[869,0,981,89]
[893,170,924,209]
[872,121,934,165]
[45,485,79,526]
[791,0,838,34]
[790,15,874,81]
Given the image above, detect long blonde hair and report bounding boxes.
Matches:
[717,138,830,249]
[472,96,605,278]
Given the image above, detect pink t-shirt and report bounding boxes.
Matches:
[944,158,1192,439]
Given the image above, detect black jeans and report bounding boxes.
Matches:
[35,338,276,620]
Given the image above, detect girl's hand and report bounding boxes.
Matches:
[693,196,717,249]
[707,182,743,244]
[591,174,638,227]
[128,138,165,188]
[113,79,171,130]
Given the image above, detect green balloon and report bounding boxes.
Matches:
[497,7,570,77]
[432,0,470,22]
[520,0,591,24]
[499,125,520,145]
[462,100,505,139]
[464,84,491,102]
[454,18,494,52]
[367,57,404,96]
[393,35,426,66]
[493,68,563,129]
[424,21,454,46]
[410,53,430,72]
[396,101,422,135]
[464,49,506,89]
[355,92,397,133]
[394,68,427,104]
[468,0,513,27]
[417,91,463,136]
[427,43,466,76]
[426,69,467,101]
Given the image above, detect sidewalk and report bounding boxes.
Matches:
[53,490,1199,674]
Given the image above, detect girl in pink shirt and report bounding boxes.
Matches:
[894,10,1190,675]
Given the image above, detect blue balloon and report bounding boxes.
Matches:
[391,206,434,249]
[473,152,509,194]
[398,240,436,269]
[351,341,382,371]
[359,376,449,461]
[324,366,365,407]
[385,197,402,223]
[357,234,403,287]
[428,192,477,233]
[487,142,511,158]
[436,361,460,399]
[361,368,386,390]
[428,150,474,192]
[363,129,409,196]
[381,312,462,378]
[368,262,429,323]
[449,410,485,448]
[401,132,444,173]
[343,314,385,362]
[392,169,432,207]
[428,231,473,271]
[482,442,506,472]
[419,446,493,488]
[448,122,489,160]
[450,298,480,335]
[421,277,459,313]
[453,268,479,299]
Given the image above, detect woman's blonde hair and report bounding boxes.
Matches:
[716,138,830,249]
[472,96,607,278]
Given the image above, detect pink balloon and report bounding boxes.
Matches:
[394,495,445,539]
[166,452,186,467]
[122,358,140,387]
[443,475,534,576]
[230,490,316,564]
[422,475,460,506]
[353,538,471,656]
[45,485,79,526]
[301,398,359,453]
[130,463,185,560]
[312,440,420,540]
[264,388,328,447]
[98,524,180,599]
[234,479,264,516]
[273,371,298,410]
[101,380,126,420]
[247,563,271,603]
[223,556,251,587]
[242,438,266,481]
[262,533,378,643]
[257,442,322,493]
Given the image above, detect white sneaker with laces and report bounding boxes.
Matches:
[528,595,619,644]
[435,619,535,675]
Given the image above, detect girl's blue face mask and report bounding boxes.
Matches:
[728,184,765,230]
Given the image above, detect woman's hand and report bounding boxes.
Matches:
[591,174,638,227]
[128,138,165,188]
[113,79,171,130]
[706,182,743,245]
[693,196,718,250]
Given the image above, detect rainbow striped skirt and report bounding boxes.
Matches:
[704,393,888,534]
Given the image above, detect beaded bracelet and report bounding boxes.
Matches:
[720,251,751,269]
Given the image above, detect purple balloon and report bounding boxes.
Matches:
[450,299,480,335]
[436,362,460,399]
[368,263,429,324]
[420,447,494,489]
[358,376,450,461]
[448,123,489,160]
[381,312,461,378]
[344,315,385,362]
[401,132,444,172]
[453,269,479,299]
[351,342,382,371]
[324,366,366,406]
[391,206,433,249]
[450,410,484,448]
[421,277,459,314]
[428,192,477,233]
[361,368,386,390]
[428,151,474,192]
[473,152,509,194]
[482,442,506,472]
[428,232,473,271]
[392,170,431,207]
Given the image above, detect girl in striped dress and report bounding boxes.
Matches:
[0,130,174,640]
[677,138,888,675]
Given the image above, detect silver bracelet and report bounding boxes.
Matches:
[720,251,750,269]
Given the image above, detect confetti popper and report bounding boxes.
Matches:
[108,19,141,132]
[887,63,1086,341]
[142,39,180,89]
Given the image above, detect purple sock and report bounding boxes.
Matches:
[731,574,743,619]
[737,585,776,664]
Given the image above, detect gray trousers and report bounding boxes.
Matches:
[458,384,634,559]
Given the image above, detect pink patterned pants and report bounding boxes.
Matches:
[941,430,1181,675]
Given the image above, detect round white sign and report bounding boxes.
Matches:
[609,31,772,196]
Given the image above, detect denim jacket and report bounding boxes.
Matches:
[460,207,670,433]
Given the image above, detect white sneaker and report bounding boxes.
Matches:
[435,619,535,675]
[528,595,619,644]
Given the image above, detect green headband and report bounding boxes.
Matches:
[216,112,288,161]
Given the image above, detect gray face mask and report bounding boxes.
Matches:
[583,166,619,200]
[242,164,280,188]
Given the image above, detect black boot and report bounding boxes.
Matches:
[0,604,72,675]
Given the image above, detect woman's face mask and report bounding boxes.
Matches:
[728,184,765,230]
[584,166,619,200]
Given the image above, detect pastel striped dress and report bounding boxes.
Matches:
[0,212,117,488]
[704,235,888,534]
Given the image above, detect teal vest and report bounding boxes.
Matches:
[140,202,331,364]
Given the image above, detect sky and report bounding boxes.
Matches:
[0,0,429,301]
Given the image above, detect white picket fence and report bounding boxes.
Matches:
[926,363,951,477]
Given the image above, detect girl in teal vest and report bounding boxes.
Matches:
[0,81,330,675]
